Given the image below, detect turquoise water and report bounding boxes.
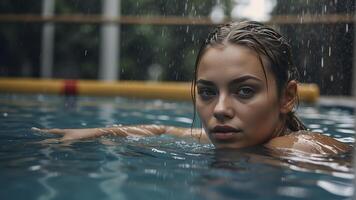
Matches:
[0,94,354,200]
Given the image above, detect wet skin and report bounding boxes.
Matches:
[33,44,351,154]
[195,44,351,154]
[195,44,289,149]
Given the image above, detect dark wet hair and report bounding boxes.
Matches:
[191,21,306,134]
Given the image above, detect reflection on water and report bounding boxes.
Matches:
[0,95,354,200]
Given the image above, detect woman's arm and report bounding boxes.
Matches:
[32,125,209,142]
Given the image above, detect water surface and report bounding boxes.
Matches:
[0,94,353,200]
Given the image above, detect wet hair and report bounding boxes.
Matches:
[191,21,306,134]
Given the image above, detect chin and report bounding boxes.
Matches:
[213,142,249,149]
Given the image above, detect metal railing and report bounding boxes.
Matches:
[0,14,354,25]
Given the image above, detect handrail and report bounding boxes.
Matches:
[0,14,354,25]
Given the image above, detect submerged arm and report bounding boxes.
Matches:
[32,125,208,142]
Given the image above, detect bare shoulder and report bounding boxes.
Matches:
[265,130,352,155]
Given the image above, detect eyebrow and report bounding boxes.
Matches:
[196,79,215,86]
[197,75,263,86]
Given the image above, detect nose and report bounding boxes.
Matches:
[213,93,234,122]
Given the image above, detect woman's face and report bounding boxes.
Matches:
[196,44,285,149]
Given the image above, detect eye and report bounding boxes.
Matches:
[197,87,217,100]
[236,86,255,99]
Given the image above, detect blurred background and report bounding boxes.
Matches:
[0,0,354,95]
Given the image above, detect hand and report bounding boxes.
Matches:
[31,127,105,142]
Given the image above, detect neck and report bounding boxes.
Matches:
[272,117,290,138]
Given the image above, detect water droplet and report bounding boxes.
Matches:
[144,169,158,174]
[309,124,321,129]
[345,24,349,32]
[84,50,88,56]
[328,46,332,56]
[3,113,8,117]
[321,57,324,68]
[88,173,100,178]
[29,165,41,171]
[330,75,334,82]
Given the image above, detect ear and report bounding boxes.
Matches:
[280,80,298,114]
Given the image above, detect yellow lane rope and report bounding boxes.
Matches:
[0,78,319,102]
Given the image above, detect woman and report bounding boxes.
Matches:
[34,21,350,155]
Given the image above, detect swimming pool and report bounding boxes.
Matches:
[0,94,353,200]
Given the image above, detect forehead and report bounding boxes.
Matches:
[197,44,270,81]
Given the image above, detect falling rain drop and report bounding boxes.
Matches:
[321,57,324,68]
[346,24,349,32]
[330,75,334,82]
[84,50,88,56]
[192,5,197,15]
[328,46,332,56]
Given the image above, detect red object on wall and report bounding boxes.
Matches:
[62,80,78,95]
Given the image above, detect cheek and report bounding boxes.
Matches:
[239,97,281,128]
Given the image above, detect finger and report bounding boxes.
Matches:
[31,127,66,135]
[31,127,53,134]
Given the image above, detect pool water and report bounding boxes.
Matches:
[0,94,354,200]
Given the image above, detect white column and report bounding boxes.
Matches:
[352,17,356,199]
[353,21,356,200]
[40,0,55,78]
[99,0,120,81]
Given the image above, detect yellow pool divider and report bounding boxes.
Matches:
[0,78,320,103]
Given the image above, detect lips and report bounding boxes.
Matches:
[210,125,242,140]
